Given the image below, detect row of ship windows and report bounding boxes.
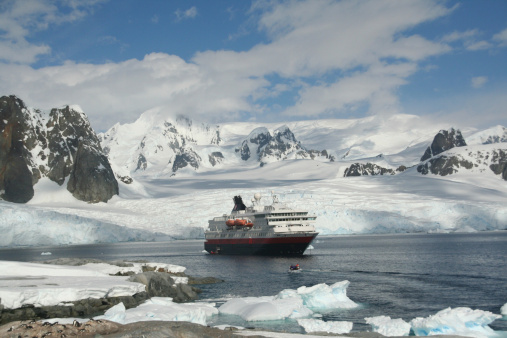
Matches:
[215,232,268,238]
[271,212,307,217]
[270,217,316,222]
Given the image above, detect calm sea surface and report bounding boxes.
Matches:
[0,232,506,333]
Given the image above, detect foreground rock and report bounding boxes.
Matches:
[0,259,222,325]
[0,319,471,338]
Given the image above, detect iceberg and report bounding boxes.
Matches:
[502,303,507,316]
[218,296,312,321]
[365,315,411,336]
[95,298,218,326]
[296,281,358,310]
[297,318,353,334]
[218,281,357,321]
[410,307,501,338]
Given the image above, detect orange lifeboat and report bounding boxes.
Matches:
[226,219,235,227]
[245,221,253,227]
[234,219,247,226]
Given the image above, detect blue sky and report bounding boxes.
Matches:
[0,0,506,131]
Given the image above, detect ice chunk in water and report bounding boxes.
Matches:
[501,303,507,316]
[297,318,353,334]
[296,281,357,310]
[410,307,501,338]
[219,281,356,322]
[95,298,218,326]
[218,296,312,321]
[365,315,411,337]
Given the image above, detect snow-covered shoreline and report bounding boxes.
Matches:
[0,260,505,337]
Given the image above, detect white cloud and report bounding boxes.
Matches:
[0,0,458,130]
[0,0,105,64]
[493,27,507,47]
[175,6,198,21]
[283,62,417,117]
[471,76,488,89]
[441,29,493,51]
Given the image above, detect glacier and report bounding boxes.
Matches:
[1,114,507,247]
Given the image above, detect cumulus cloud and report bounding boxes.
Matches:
[0,0,456,130]
[471,76,488,89]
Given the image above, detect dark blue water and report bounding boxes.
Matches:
[0,232,506,333]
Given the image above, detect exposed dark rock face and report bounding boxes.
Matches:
[0,96,37,203]
[0,292,150,325]
[236,126,333,167]
[0,95,118,203]
[417,155,474,176]
[488,149,507,180]
[421,128,466,161]
[307,149,336,162]
[344,163,395,176]
[236,140,252,160]
[208,151,224,166]
[258,126,305,162]
[67,141,119,203]
[235,127,272,161]
[172,149,201,172]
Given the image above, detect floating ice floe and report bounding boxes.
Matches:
[41,252,52,255]
[365,315,411,337]
[297,318,353,334]
[218,281,357,321]
[501,303,507,316]
[95,298,218,326]
[410,307,501,338]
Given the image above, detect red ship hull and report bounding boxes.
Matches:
[204,234,317,256]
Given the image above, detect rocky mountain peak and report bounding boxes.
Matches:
[420,128,466,161]
[0,95,118,203]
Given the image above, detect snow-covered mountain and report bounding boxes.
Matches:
[1,100,507,247]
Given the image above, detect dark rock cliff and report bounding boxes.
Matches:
[421,128,466,161]
[0,95,118,203]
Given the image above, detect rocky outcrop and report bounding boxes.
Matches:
[128,272,200,303]
[0,95,118,203]
[343,163,407,177]
[0,96,38,203]
[417,155,474,176]
[421,128,466,161]
[208,151,224,166]
[172,148,201,172]
[67,140,119,203]
[488,149,507,180]
[235,125,333,167]
[235,127,272,161]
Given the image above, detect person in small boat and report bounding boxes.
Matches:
[290,264,300,270]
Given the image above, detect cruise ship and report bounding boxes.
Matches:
[204,193,318,255]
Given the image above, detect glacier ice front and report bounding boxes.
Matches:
[218,281,357,322]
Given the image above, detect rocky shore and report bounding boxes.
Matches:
[0,258,223,325]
